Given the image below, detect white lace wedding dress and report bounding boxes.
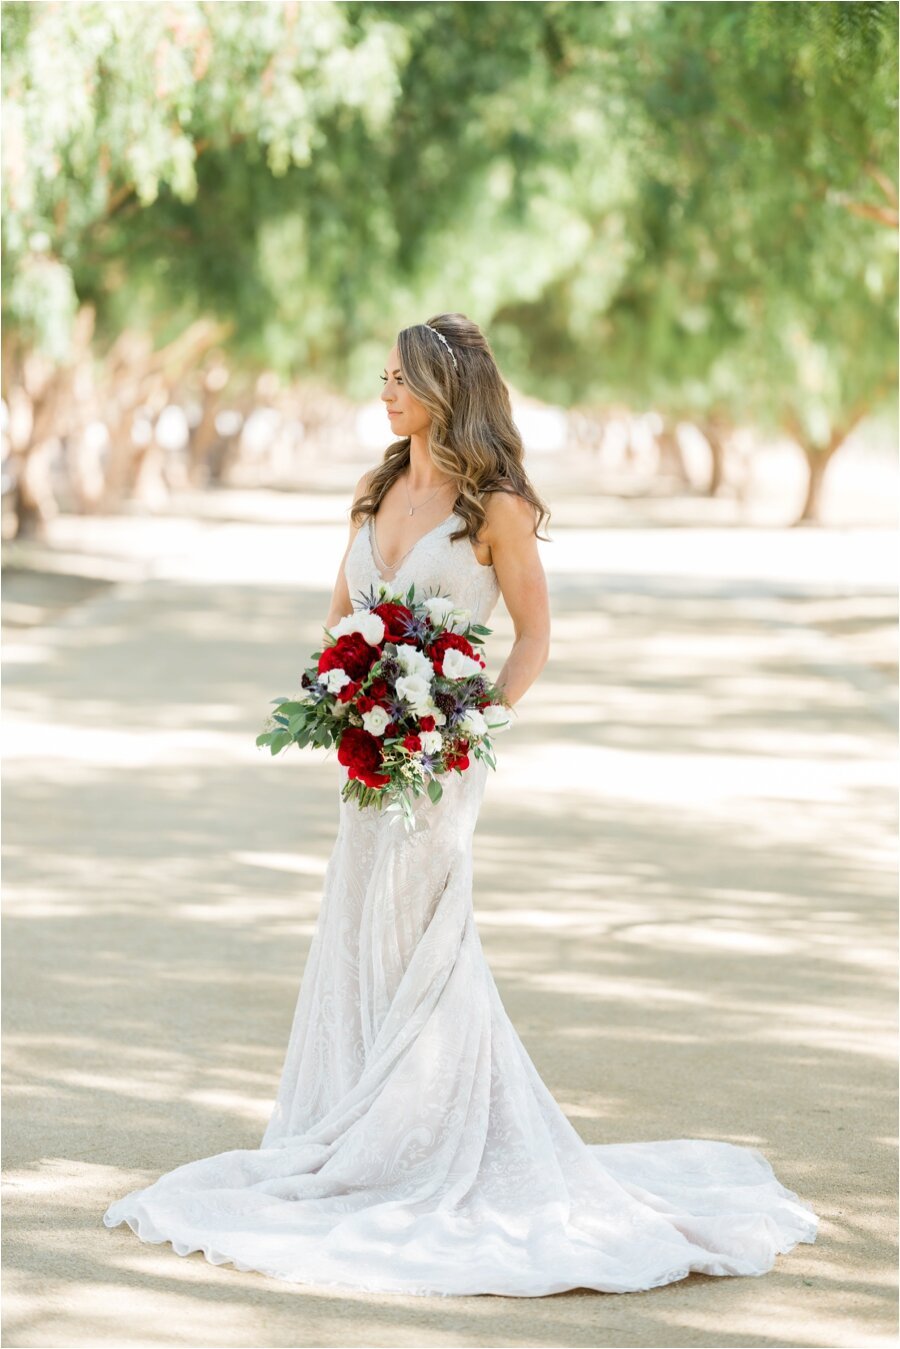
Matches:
[103,510,819,1296]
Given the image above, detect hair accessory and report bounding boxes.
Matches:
[428,326,459,371]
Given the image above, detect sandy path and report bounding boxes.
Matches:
[2,493,896,1348]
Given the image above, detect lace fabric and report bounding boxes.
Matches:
[102,511,819,1296]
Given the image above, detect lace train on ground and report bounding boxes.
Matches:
[103,510,818,1295]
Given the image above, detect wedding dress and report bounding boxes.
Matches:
[103,509,819,1296]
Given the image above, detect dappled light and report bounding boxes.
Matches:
[4,478,896,1343]
[2,0,896,1342]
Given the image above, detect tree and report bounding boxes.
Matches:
[2,1,896,532]
[516,1,898,520]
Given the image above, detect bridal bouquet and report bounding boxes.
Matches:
[257,580,513,826]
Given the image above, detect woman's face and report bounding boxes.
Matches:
[381,343,431,437]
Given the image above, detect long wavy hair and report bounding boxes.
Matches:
[351,313,551,546]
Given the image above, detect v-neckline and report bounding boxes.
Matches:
[368,511,456,585]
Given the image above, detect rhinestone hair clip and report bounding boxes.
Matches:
[428,326,459,371]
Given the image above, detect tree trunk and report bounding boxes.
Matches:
[789,399,872,526]
[2,307,96,537]
[7,450,51,538]
[655,419,691,486]
[700,418,728,496]
[97,319,227,509]
[188,400,219,487]
[796,446,834,524]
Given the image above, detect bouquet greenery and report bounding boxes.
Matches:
[257,580,513,827]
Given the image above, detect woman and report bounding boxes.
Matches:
[104,314,818,1296]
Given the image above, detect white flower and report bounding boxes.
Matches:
[441,647,484,680]
[417,698,448,726]
[328,611,385,647]
[423,595,456,626]
[419,730,443,755]
[458,708,487,737]
[395,672,432,711]
[328,613,356,639]
[446,605,472,633]
[356,611,386,646]
[482,703,513,732]
[396,643,434,678]
[361,705,390,736]
[321,667,351,693]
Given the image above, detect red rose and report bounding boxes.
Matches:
[446,737,470,772]
[336,679,361,704]
[318,632,379,682]
[337,726,390,789]
[384,722,398,738]
[427,631,477,675]
[402,733,422,753]
[372,602,415,644]
[418,715,435,732]
[357,676,391,715]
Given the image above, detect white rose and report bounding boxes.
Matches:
[416,697,448,727]
[446,606,472,633]
[441,647,484,680]
[356,611,386,646]
[361,705,390,736]
[423,596,455,626]
[328,611,385,647]
[458,708,487,737]
[321,667,351,693]
[327,613,355,639]
[396,644,433,678]
[482,702,513,732]
[395,673,431,709]
[419,730,444,755]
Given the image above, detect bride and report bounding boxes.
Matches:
[103,314,819,1296]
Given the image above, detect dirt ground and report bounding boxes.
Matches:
[2,482,897,1348]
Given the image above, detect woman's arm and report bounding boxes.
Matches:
[324,470,373,630]
[481,491,551,707]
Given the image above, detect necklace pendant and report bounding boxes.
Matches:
[409,507,415,515]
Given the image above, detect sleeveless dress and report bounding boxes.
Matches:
[102,509,819,1296]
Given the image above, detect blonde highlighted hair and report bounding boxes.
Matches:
[352,313,551,545]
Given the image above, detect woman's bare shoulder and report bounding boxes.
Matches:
[481,483,538,536]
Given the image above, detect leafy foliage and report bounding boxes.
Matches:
[2,0,896,441]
